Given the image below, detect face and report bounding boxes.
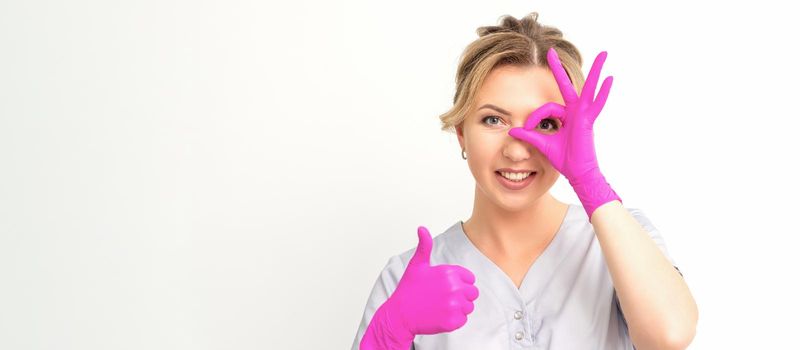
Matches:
[456,64,566,212]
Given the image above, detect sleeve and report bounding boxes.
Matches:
[351,255,415,350]
[613,208,683,329]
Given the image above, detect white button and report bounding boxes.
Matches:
[514,311,523,320]
[515,331,524,340]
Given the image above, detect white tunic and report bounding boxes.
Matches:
[351,203,679,349]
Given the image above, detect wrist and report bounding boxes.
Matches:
[568,169,622,220]
[361,299,414,350]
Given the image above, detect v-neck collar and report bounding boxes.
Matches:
[444,203,579,311]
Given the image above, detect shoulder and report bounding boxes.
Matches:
[625,207,657,229]
[622,206,667,243]
[622,206,678,266]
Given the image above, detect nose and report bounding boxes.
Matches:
[502,136,536,162]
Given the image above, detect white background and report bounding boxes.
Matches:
[1,0,798,349]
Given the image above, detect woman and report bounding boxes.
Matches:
[352,12,698,350]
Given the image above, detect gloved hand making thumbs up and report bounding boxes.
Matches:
[359,226,480,350]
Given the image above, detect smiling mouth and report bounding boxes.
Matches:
[495,170,536,181]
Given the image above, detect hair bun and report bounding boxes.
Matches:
[476,13,540,38]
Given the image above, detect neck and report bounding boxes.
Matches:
[463,186,568,258]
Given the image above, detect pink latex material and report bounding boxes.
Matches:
[360,226,480,350]
[508,48,622,221]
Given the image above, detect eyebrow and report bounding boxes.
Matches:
[478,104,511,116]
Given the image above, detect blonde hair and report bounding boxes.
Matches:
[439,12,585,133]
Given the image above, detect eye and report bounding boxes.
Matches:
[481,115,561,131]
[481,115,504,126]
[537,118,561,132]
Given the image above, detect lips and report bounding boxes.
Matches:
[495,171,537,190]
[496,168,536,173]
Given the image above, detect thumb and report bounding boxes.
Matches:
[409,226,433,267]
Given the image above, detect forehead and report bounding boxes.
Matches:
[475,64,563,108]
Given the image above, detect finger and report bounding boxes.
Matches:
[463,285,479,302]
[457,267,475,284]
[508,127,549,156]
[410,226,433,266]
[581,51,607,105]
[547,47,578,104]
[461,300,475,314]
[589,76,613,122]
[523,102,565,130]
[449,314,468,330]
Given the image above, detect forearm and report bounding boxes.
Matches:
[590,200,698,350]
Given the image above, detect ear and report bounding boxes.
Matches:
[456,123,465,150]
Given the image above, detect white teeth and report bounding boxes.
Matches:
[499,171,533,181]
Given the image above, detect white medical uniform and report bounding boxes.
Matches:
[351,203,681,349]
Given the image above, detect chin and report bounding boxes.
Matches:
[502,194,542,211]
[490,188,545,212]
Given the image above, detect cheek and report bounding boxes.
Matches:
[541,166,561,184]
[467,131,505,152]
[541,159,556,171]
[465,148,497,181]
[466,145,501,174]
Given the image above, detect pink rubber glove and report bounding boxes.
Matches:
[360,226,480,350]
[508,48,622,221]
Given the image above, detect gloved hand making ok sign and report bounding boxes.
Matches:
[508,47,622,221]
